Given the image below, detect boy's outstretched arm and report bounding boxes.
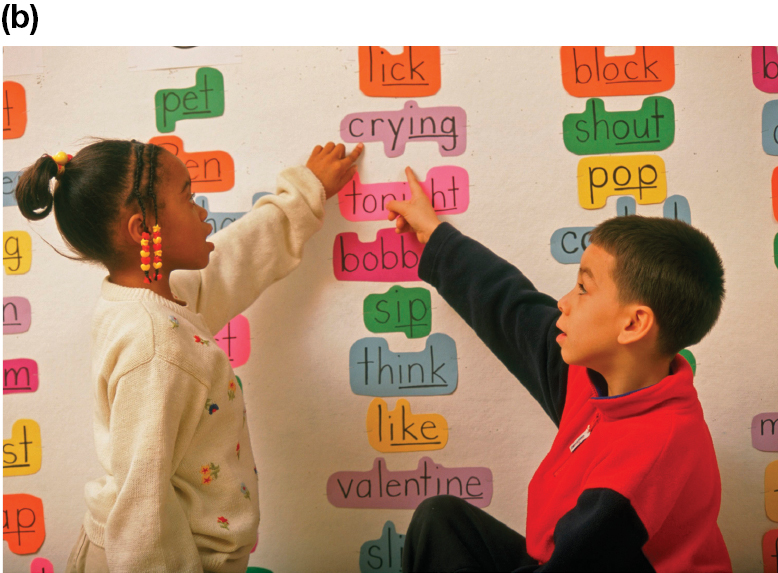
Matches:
[387,168,567,425]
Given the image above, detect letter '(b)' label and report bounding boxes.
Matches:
[563,97,675,155]
[561,47,675,97]
[359,46,441,97]
[367,398,448,452]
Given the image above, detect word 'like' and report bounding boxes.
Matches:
[4,297,31,335]
[577,154,666,209]
[3,81,27,140]
[149,135,234,193]
[338,166,469,222]
[753,47,778,93]
[3,358,38,394]
[754,413,778,452]
[763,100,778,156]
[359,46,441,97]
[560,47,675,97]
[350,333,457,397]
[360,521,405,573]
[327,457,492,509]
[4,231,31,275]
[367,398,448,452]
[550,195,691,264]
[155,67,224,133]
[334,228,425,282]
[563,97,675,155]
[364,285,431,339]
[341,100,466,157]
[3,493,45,555]
[3,419,41,477]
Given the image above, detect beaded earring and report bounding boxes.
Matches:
[152,224,162,280]
[140,231,152,283]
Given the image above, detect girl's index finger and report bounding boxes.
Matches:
[341,143,364,166]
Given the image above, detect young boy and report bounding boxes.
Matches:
[386,168,732,572]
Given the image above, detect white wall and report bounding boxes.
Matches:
[3,46,777,572]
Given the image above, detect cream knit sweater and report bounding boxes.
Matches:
[82,166,326,572]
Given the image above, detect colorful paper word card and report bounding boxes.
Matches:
[767,461,778,522]
[149,135,234,192]
[772,167,777,221]
[754,413,778,452]
[774,233,778,270]
[560,47,675,97]
[360,521,405,573]
[764,100,778,156]
[3,81,27,139]
[154,67,224,133]
[30,558,54,573]
[3,494,45,554]
[764,529,778,573]
[3,358,38,394]
[334,228,425,282]
[563,97,675,155]
[753,47,778,93]
[577,155,667,209]
[338,166,469,222]
[4,231,32,275]
[364,286,431,339]
[359,46,441,97]
[678,349,696,376]
[367,398,448,452]
[3,171,20,207]
[3,297,31,335]
[327,457,492,509]
[214,314,250,368]
[3,419,41,477]
[195,193,269,236]
[341,101,466,157]
[350,333,458,397]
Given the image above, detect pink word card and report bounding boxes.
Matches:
[338,166,469,222]
[334,228,425,282]
[753,47,778,93]
[214,314,250,368]
[327,456,492,509]
[3,359,38,394]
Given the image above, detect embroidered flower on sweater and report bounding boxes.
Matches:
[194,335,209,346]
[241,483,251,500]
[169,316,179,328]
[227,379,237,401]
[204,399,219,415]
[217,516,229,530]
[236,442,240,459]
[201,462,221,484]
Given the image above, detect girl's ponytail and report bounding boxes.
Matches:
[15,154,60,221]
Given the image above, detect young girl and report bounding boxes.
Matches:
[15,138,362,572]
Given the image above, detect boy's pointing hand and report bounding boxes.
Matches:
[307,142,364,199]
[386,167,441,244]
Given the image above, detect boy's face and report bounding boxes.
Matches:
[556,244,626,369]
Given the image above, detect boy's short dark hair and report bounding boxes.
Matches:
[589,215,725,356]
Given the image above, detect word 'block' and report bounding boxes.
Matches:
[360,521,405,573]
[753,47,778,93]
[577,155,666,209]
[3,419,41,477]
[3,358,38,394]
[341,100,466,157]
[349,333,457,396]
[155,67,224,133]
[149,135,234,193]
[561,47,675,97]
[3,493,45,554]
[339,166,469,222]
[4,231,32,275]
[3,82,27,139]
[367,398,448,452]
[3,297,31,335]
[563,97,675,155]
[334,228,424,282]
[364,286,431,339]
[359,46,441,97]
[327,457,492,509]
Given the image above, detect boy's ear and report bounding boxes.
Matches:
[617,304,657,346]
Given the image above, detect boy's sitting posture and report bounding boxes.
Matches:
[387,168,732,573]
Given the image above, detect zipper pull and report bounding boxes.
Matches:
[569,424,591,453]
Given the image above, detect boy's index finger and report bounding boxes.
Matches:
[385,199,407,215]
[405,166,425,197]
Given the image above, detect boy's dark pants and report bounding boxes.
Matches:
[403,495,540,572]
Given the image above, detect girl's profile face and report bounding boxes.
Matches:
[154,148,214,271]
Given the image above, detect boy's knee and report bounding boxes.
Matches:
[412,495,471,524]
